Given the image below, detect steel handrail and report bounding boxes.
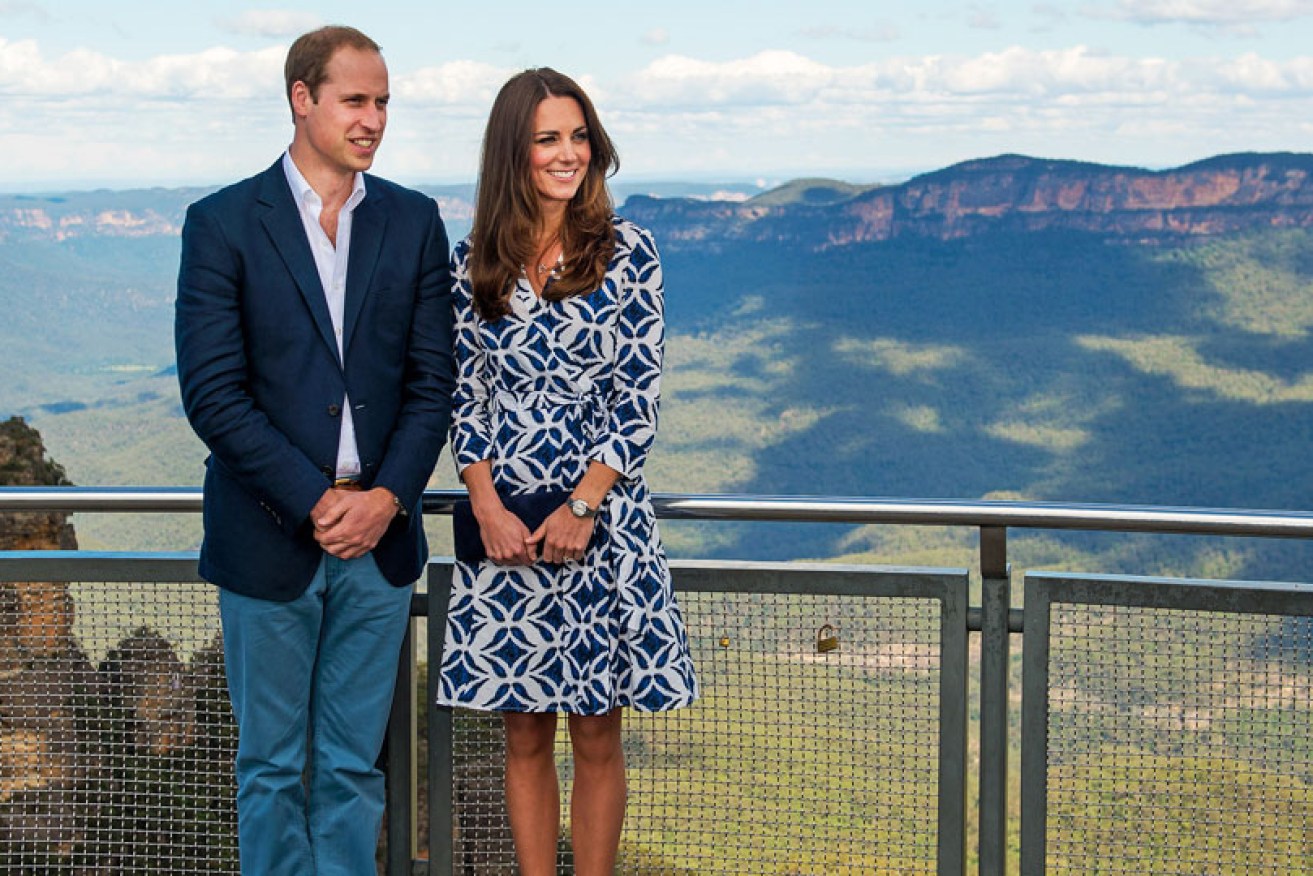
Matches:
[2,486,1313,539]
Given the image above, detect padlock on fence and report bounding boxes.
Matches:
[816,624,839,654]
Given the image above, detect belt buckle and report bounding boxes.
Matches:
[333,477,363,492]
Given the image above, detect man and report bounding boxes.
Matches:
[174,25,453,875]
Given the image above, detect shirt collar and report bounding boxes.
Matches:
[281,151,367,213]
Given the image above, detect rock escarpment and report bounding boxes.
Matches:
[0,417,234,872]
[624,152,1313,249]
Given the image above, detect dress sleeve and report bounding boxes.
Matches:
[591,225,665,480]
[448,246,495,473]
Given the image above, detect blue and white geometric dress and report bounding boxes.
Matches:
[436,217,699,716]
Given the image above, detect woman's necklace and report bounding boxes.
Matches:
[535,252,564,279]
[531,235,564,281]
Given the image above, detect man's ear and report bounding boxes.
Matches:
[290,80,313,119]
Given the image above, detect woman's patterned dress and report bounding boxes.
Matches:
[436,217,699,715]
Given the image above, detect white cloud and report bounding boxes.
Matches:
[585,45,1313,178]
[931,46,1176,95]
[1032,3,1070,20]
[0,2,49,21]
[613,45,1313,108]
[628,51,839,106]
[0,39,284,98]
[642,28,670,47]
[5,40,1313,185]
[216,10,322,38]
[1213,52,1313,91]
[1085,0,1313,28]
[800,23,900,42]
[394,60,510,106]
[23,38,1297,117]
[970,5,1003,29]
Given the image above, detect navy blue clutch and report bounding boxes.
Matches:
[451,490,572,563]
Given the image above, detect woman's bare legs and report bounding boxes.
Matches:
[502,708,627,875]
[503,711,560,876]
[567,708,627,875]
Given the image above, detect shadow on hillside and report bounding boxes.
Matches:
[661,232,1313,580]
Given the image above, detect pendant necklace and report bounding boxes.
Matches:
[536,252,564,279]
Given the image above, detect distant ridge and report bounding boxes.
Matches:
[745,178,882,208]
[4,152,1313,248]
[623,152,1313,248]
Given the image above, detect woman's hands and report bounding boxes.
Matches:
[523,461,621,565]
[526,506,596,565]
[463,460,536,565]
[461,459,619,566]
[476,502,538,565]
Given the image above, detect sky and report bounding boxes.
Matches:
[3,0,1313,190]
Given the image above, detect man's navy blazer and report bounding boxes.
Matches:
[175,160,455,602]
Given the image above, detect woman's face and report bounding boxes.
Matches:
[529,95,591,211]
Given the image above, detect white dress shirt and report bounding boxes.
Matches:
[281,151,367,480]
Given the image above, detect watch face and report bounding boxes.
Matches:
[570,499,587,517]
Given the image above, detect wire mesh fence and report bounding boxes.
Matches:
[18,557,1313,875]
[1024,574,1313,876]
[439,570,965,876]
[0,577,237,875]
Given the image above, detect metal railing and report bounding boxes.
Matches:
[1019,572,1313,875]
[3,487,1313,875]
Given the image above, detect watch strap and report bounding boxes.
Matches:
[569,496,598,518]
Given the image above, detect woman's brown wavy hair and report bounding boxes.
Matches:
[468,68,619,321]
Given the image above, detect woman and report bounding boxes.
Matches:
[436,68,699,875]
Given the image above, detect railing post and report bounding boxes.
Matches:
[386,619,418,876]
[427,563,455,876]
[979,526,1010,876]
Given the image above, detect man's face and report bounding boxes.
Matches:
[292,46,389,179]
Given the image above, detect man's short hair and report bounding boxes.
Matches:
[284,25,381,112]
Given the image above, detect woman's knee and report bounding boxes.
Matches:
[503,712,557,760]
[567,710,623,765]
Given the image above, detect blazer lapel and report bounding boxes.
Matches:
[343,182,387,357]
[256,164,340,365]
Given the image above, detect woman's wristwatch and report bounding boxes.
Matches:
[567,496,597,518]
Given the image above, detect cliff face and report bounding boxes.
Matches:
[0,418,83,857]
[0,416,77,676]
[0,189,198,243]
[624,152,1313,249]
[0,416,77,551]
[0,419,222,868]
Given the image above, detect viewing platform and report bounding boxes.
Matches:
[2,488,1312,875]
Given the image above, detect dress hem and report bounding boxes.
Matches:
[434,692,700,717]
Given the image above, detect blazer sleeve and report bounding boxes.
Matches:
[174,200,329,533]
[370,197,455,514]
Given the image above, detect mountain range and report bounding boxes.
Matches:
[4,153,1313,580]
[626,152,1313,247]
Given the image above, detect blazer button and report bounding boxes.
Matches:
[320,465,334,478]
[327,404,341,417]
